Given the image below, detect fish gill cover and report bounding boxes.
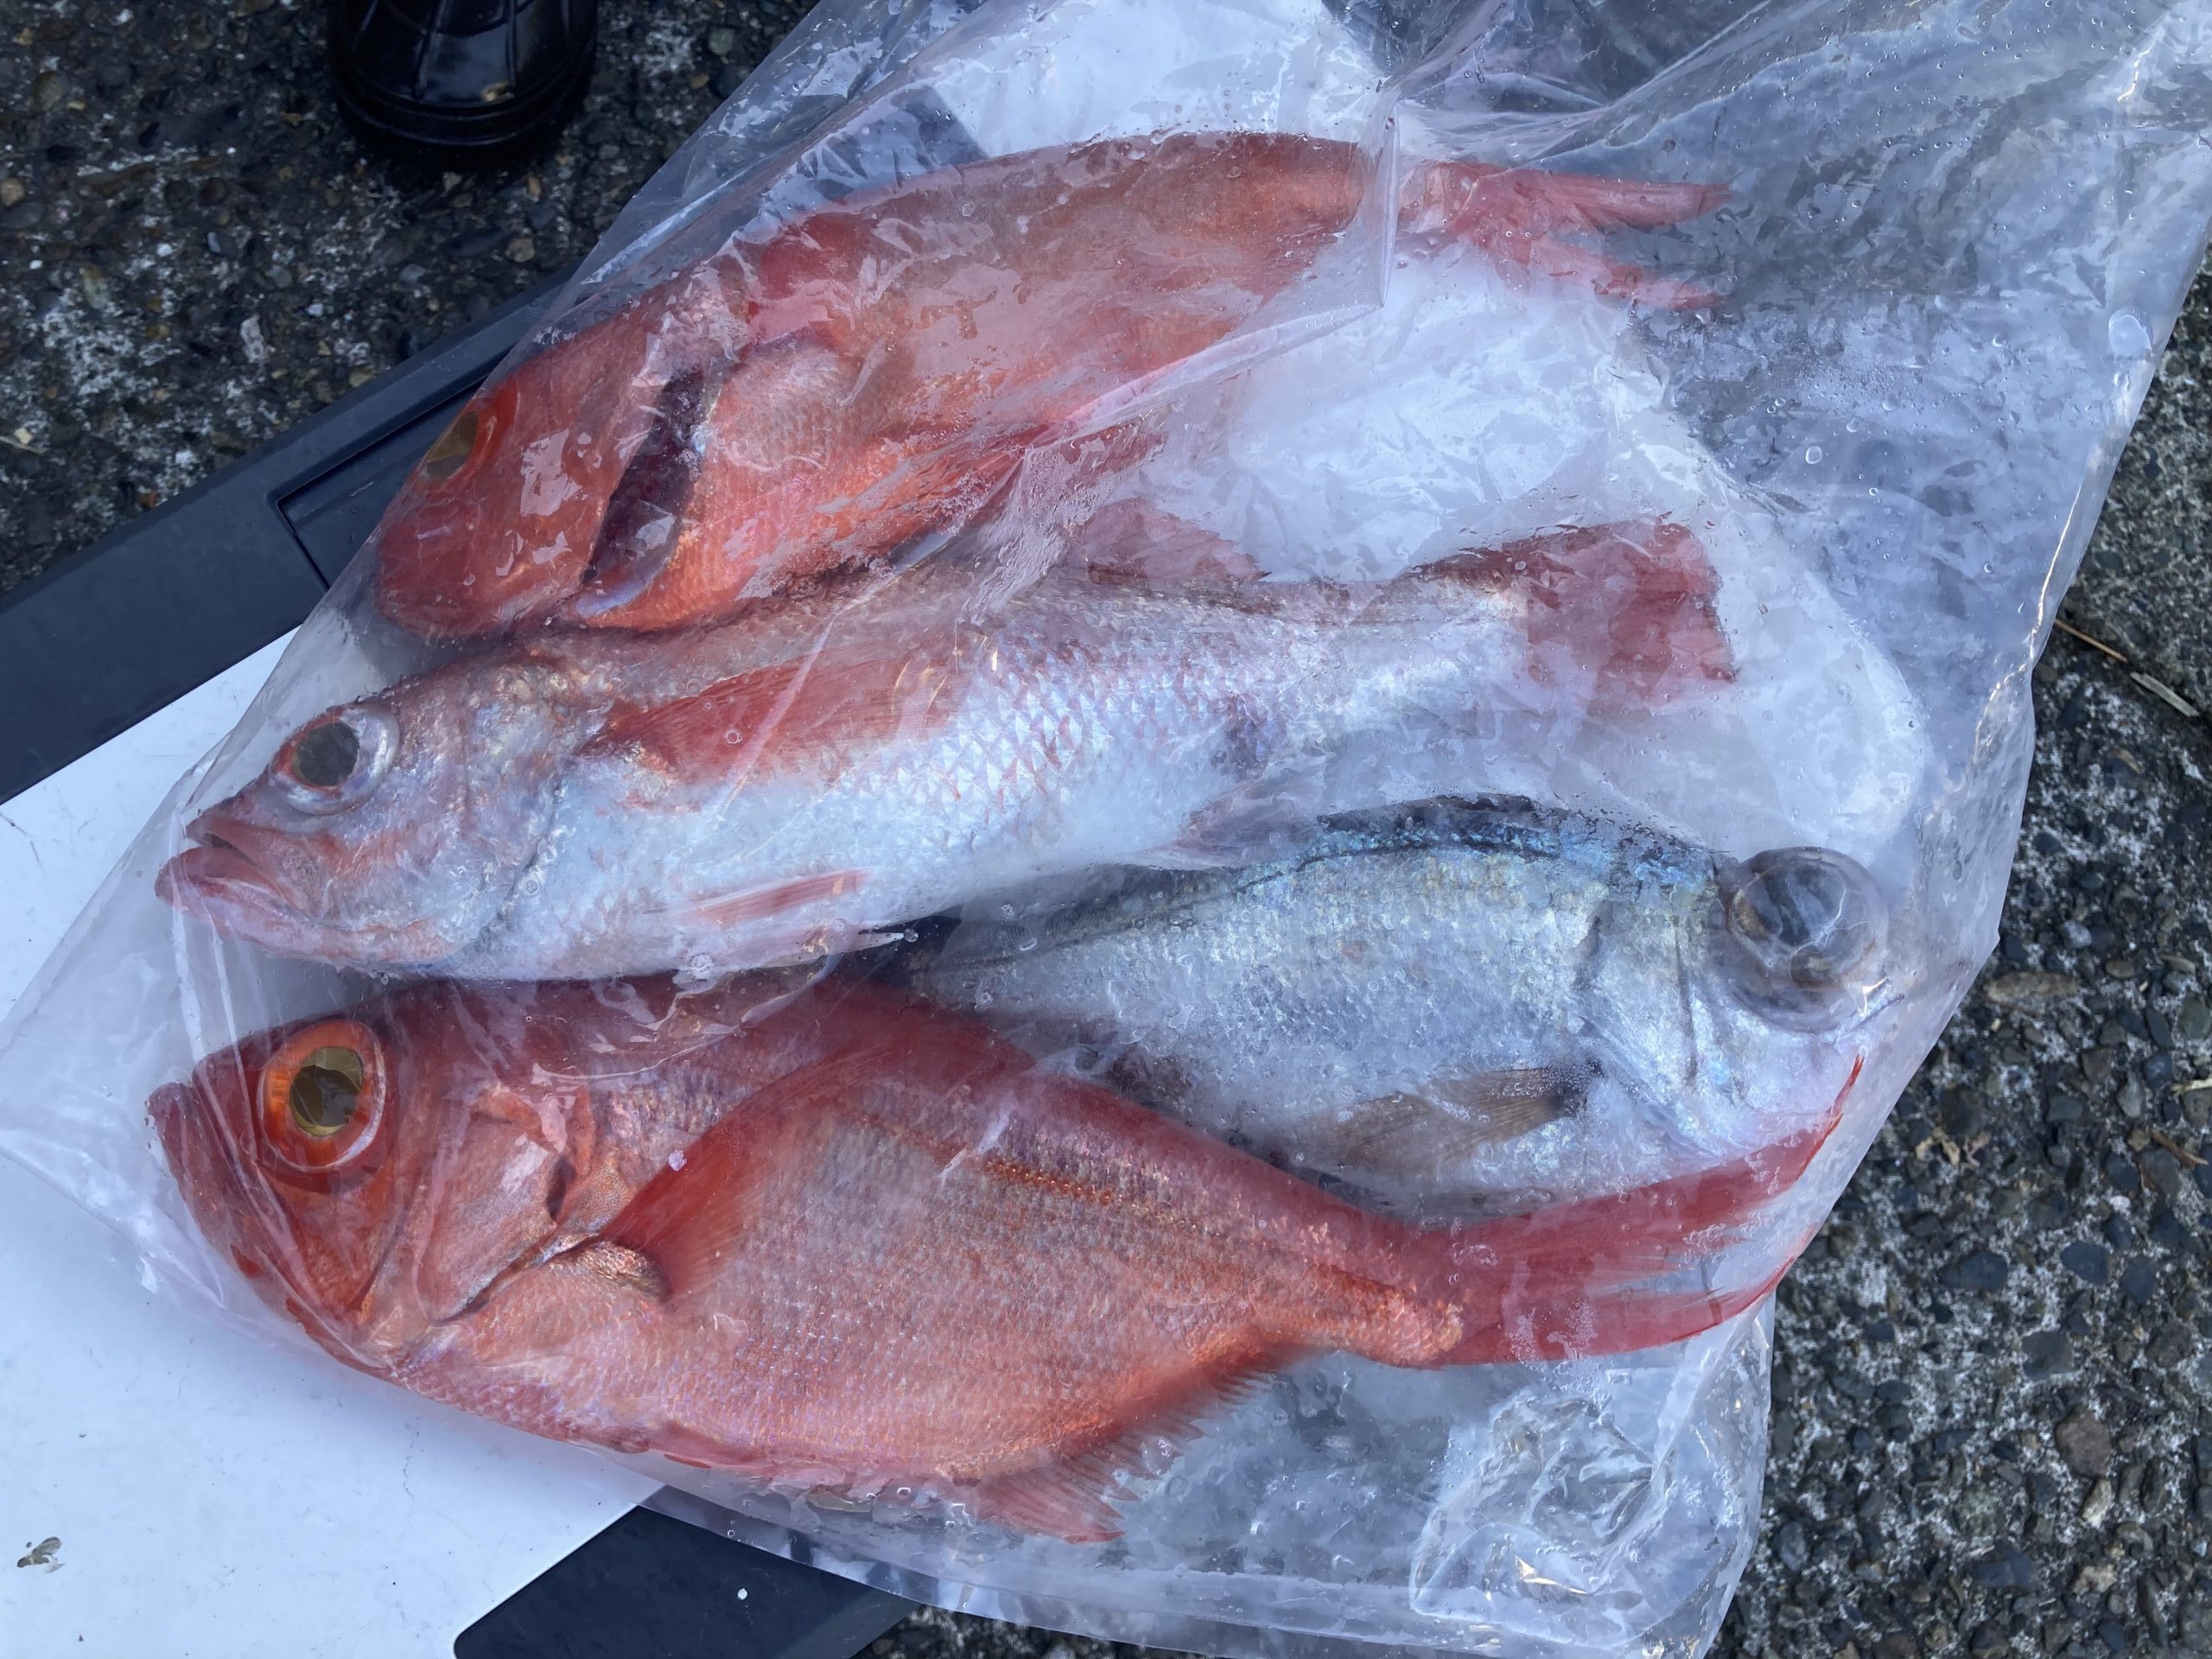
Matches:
[3,1,2210,1656]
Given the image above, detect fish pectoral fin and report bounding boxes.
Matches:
[684,870,868,930]
[597,1042,900,1300]
[585,640,965,781]
[1148,767,1327,870]
[1335,1063,1595,1166]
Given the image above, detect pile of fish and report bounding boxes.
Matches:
[150,130,1896,1543]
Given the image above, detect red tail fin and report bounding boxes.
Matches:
[1422,1058,1859,1365]
[1402,162,1727,309]
[1455,520,1735,709]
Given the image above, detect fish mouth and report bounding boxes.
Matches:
[149,1067,379,1371]
[157,831,339,961]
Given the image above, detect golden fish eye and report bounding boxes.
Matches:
[420,407,480,482]
[260,1018,387,1179]
[289,1046,365,1138]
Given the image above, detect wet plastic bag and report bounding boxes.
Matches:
[6,1,2212,1655]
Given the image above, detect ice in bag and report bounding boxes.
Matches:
[3,2,2210,1658]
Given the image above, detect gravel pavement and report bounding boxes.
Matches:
[2,3,2209,1656]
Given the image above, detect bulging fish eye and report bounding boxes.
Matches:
[1717,847,1888,1030]
[419,406,481,484]
[271,705,397,814]
[259,1019,387,1176]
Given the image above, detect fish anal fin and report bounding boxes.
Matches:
[970,1460,1131,1544]
[589,643,964,782]
[972,1351,1290,1542]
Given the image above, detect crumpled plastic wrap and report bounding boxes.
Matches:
[5,2,2212,1656]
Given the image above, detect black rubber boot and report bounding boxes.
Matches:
[331,0,599,169]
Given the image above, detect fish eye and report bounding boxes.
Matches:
[260,1020,386,1177]
[289,1046,364,1137]
[1717,847,1888,1030]
[419,406,480,483]
[272,706,397,815]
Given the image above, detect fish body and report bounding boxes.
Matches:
[913,798,1888,1213]
[153,977,1835,1541]
[369,130,1721,638]
[162,542,1727,979]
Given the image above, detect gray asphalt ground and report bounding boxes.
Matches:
[3,3,2209,1656]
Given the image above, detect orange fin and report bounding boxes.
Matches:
[1412,162,1729,235]
[1406,163,1726,308]
[1446,1255,1789,1366]
[1427,1058,1859,1360]
[970,1460,1132,1544]
[598,1045,892,1299]
[1454,520,1734,708]
[591,645,963,781]
[971,1354,1287,1541]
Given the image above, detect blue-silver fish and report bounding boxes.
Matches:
[911,798,1889,1215]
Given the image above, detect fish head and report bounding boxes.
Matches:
[149,986,621,1373]
[156,657,583,969]
[370,372,600,639]
[151,976,830,1371]
[1584,841,1892,1143]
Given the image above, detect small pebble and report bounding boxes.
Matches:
[2055,1409,2113,1478]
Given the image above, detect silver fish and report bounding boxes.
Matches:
[910,798,1890,1214]
[158,542,1721,980]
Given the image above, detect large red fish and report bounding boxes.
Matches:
[370,131,1722,638]
[154,976,1840,1541]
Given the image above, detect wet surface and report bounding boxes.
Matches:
[1,3,2207,1656]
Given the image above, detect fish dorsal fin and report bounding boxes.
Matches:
[598,1043,895,1299]
[1069,499,1263,587]
[970,1351,1288,1542]
[587,642,964,782]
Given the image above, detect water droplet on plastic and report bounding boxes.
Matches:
[2108,310,2150,357]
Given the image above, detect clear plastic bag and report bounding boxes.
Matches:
[5,2,2210,1656]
